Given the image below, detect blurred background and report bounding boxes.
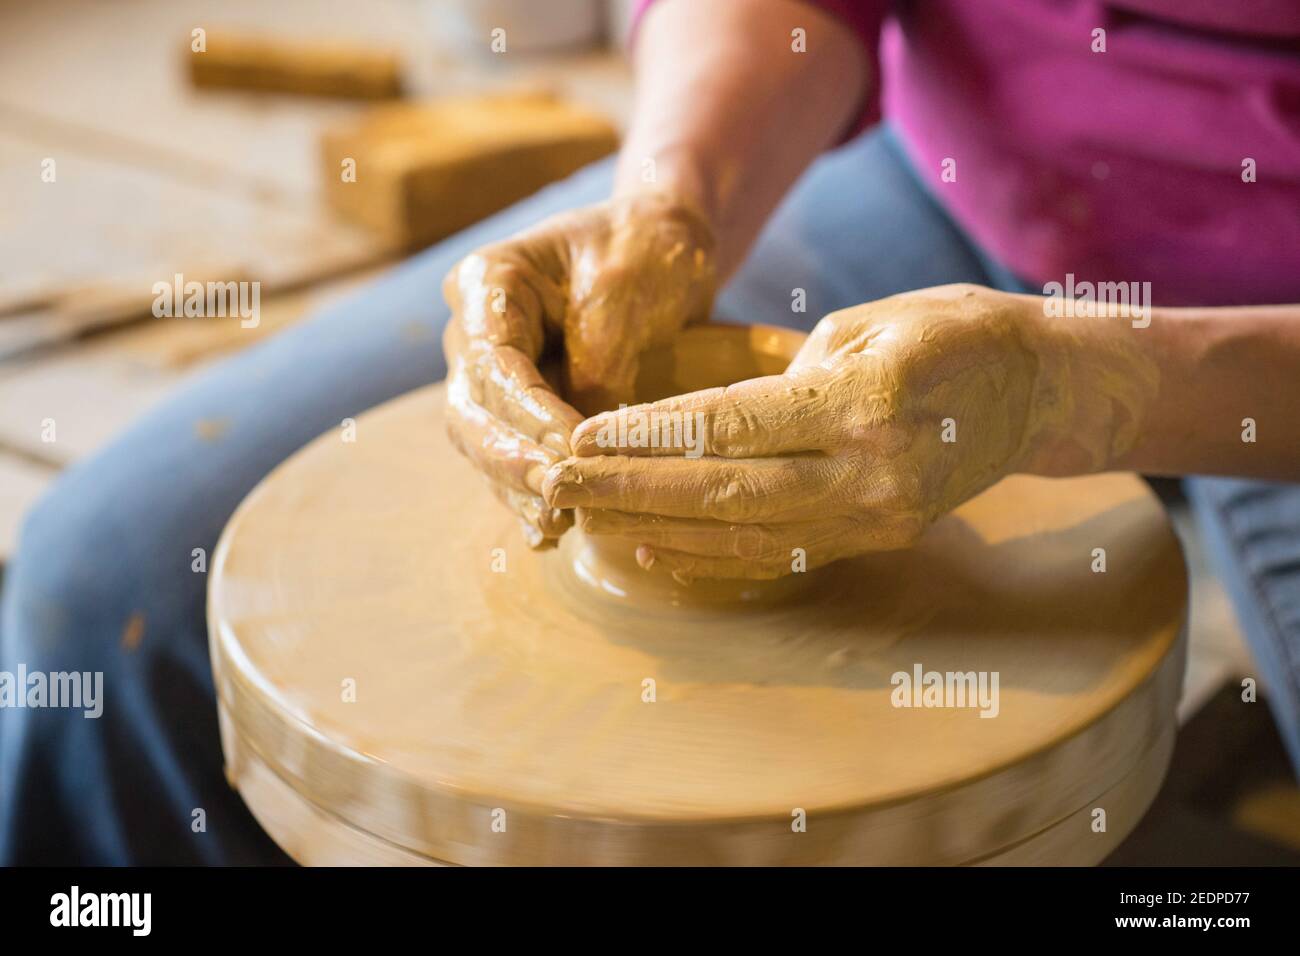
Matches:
[1,0,1298,865]
[0,0,635,561]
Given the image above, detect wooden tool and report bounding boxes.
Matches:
[209,324,1187,865]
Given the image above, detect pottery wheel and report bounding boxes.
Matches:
[209,325,1187,865]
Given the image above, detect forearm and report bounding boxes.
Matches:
[1024,297,1300,481]
[614,0,868,280]
[1116,304,1300,478]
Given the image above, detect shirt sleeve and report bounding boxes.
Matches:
[629,0,889,141]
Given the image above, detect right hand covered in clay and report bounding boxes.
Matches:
[442,192,716,548]
[546,284,1159,579]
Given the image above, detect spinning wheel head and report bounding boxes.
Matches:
[209,323,1187,866]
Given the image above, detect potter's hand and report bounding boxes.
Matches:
[546,284,1155,579]
[442,192,716,548]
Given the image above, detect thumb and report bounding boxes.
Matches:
[563,310,644,416]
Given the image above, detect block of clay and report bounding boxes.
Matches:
[187,31,403,100]
[319,94,619,249]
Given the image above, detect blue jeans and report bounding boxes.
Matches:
[1183,480,1300,768]
[1,127,1295,864]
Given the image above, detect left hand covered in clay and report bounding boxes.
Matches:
[441,191,716,549]
[544,284,1156,580]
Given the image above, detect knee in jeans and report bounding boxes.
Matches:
[4,470,207,668]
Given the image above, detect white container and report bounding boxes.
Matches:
[607,0,640,47]
[436,0,603,54]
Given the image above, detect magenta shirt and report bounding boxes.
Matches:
[635,1,1300,306]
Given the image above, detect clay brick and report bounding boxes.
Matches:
[188,31,403,100]
[320,94,619,249]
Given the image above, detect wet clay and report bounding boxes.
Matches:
[441,191,716,547]
[209,324,1187,865]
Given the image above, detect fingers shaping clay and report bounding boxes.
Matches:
[439,192,714,544]
[210,325,1186,865]
[187,31,404,100]
[552,285,1161,581]
[321,94,619,249]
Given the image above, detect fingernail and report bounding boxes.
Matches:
[549,481,592,508]
[635,545,655,570]
[571,418,603,456]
